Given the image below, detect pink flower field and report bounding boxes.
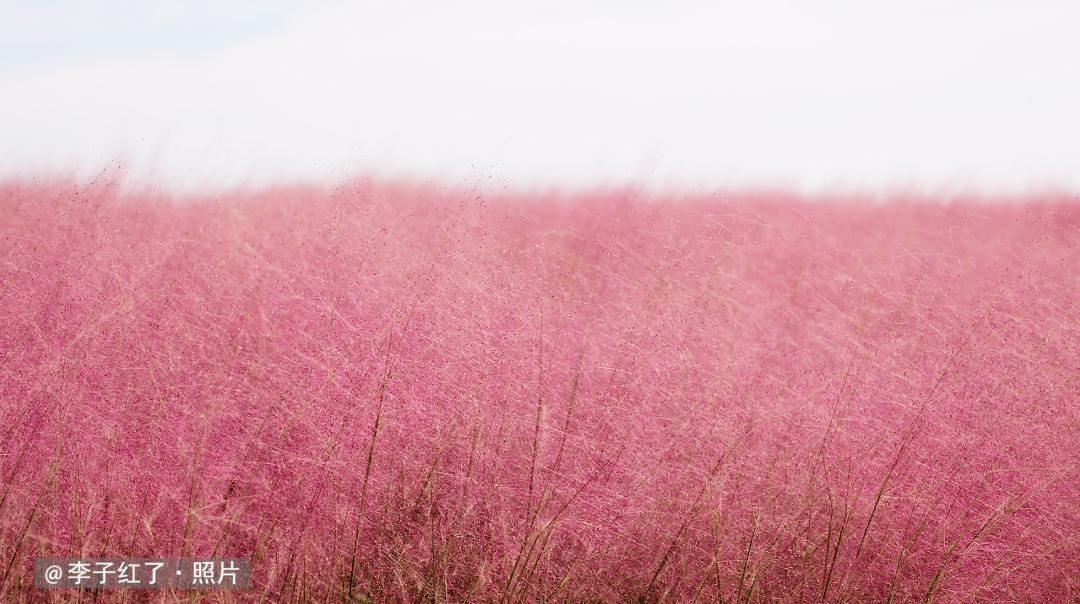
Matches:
[0,179,1077,602]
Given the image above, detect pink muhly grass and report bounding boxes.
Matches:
[0,178,1077,602]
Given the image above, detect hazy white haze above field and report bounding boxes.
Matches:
[3,0,1080,192]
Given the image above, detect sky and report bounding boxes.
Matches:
[2,1,1080,193]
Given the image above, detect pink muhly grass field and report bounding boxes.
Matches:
[0,179,1077,602]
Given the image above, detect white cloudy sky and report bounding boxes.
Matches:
[2,1,1080,192]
